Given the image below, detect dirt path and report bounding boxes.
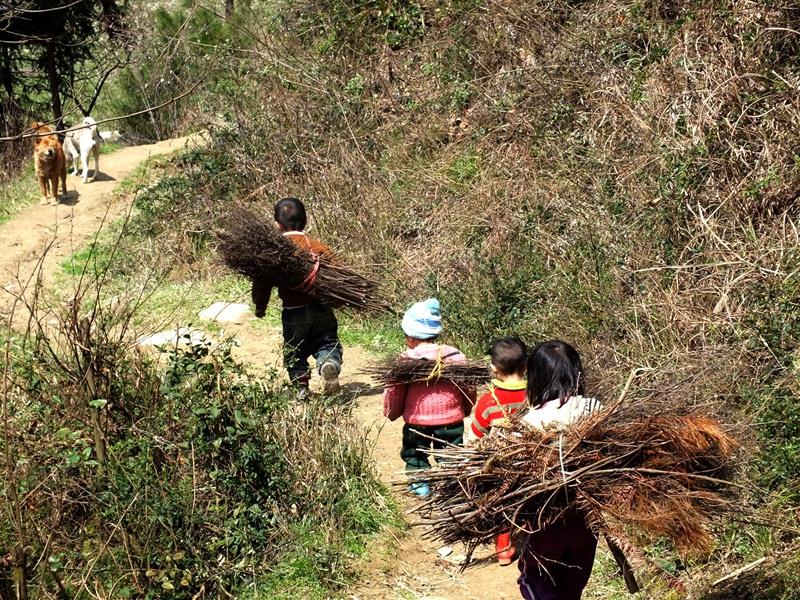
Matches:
[228,327,522,600]
[0,135,203,320]
[347,367,522,600]
[0,137,521,599]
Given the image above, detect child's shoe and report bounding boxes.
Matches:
[320,360,341,394]
[495,532,515,566]
[408,481,430,497]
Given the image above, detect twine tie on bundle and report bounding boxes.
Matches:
[425,347,447,382]
[293,253,320,294]
[559,433,569,503]
[490,385,513,429]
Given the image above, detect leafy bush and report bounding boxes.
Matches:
[0,294,393,598]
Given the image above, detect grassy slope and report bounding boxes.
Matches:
[61,0,800,596]
[0,162,39,225]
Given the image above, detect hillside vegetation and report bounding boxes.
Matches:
[104,0,799,595]
[2,0,799,598]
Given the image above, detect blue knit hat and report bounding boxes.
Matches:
[401,298,443,339]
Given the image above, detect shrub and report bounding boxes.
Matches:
[0,271,392,597]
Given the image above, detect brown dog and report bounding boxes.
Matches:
[31,122,67,204]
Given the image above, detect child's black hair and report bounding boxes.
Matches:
[527,340,585,408]
[274,197,307,231]
[488,336,528,376]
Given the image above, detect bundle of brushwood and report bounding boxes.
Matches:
[362,356,491,387]
[410,400,739,563]
[217,205,390,312]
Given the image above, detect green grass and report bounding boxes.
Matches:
[446,148,481,185]
[240,488,401,599]
[114,154,172,196]
[337,313,405,356]
[58,240,265,333]
[134,275,257,330]
[99,141,123,154]
[0,163,40,226]
[61,239,116,278]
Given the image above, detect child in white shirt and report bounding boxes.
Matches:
[518,340,601,600]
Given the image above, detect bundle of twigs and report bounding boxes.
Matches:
[362,356,491,387]
[410,400,739,562]
[216,205,391,312]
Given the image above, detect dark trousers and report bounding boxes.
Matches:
[518,509,598,600]
[281,304,342,385]
[400,422,464,470]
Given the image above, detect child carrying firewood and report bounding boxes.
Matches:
[251,197,343,397]
[383,298,476,497]
[518,340,602,600]
[469,336,528,566]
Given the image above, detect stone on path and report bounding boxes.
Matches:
[198,302,251,324]
[137,327,210,348]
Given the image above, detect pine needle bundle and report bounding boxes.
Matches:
[411,406,739,562]
[362,356,492,387]
[216,205,391,312]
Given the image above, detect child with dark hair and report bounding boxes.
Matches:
[469,336,528,565]
[518,340,602,600]
[251,197,343,397]
[383,298,476,497]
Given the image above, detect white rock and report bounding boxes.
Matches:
[136,327,209,348]
[198,302,251,324]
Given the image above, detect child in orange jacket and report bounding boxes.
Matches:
[251,198,342,397]
[470,336,528,565]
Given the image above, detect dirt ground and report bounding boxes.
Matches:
[0,138,523,599]
[0,135,202,321]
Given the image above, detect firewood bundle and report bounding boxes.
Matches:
[217,205,391,312]
[410,404,739,563]
[362,356,492,387]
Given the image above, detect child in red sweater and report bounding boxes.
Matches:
[470,336,528,565]
[383,298,476,497]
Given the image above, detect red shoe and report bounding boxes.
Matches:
[495,531,516,566]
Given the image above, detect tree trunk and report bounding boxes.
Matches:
[44,42,63,126]
[78,318,106,466]
[225,0,234,18]
[0,47,15,136]
[12,545,27,600]
[0,47,13,103]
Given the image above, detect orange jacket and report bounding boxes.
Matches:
[252,231,334,315]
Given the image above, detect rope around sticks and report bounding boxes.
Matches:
[292,255,320,294]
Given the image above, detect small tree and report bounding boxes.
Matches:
[0,0,129,126]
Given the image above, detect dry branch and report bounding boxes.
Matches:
[409,406,740,564]
[361,356,491,387]
[216,204,391,313]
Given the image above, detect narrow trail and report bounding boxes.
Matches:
[0,138,521,599]
[229,328,522,600]
[0,135,203,321]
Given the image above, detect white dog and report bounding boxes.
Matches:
[63,116,102,183]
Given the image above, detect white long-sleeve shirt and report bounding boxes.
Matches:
[522,395,602,431]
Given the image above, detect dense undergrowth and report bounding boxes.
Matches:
[85,0,800,596]
[0,252,394,598]
[2,0,799,597]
